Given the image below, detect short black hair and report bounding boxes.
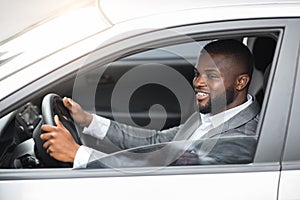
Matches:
[201,39,254,76]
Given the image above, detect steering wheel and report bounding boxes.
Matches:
[33,93,81,167]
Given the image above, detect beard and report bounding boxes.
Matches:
[199,86,235,114]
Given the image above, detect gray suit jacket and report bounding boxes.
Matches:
[86,101,260,168]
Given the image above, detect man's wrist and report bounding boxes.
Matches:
[82,114,110,140]
[70,143,80,163]
[82,112,93,127]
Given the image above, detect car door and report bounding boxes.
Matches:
[0,18,297,200]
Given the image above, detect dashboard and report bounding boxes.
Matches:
[0,103,42,168]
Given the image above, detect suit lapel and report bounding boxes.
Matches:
[202,101,260,138]
[174,112,202,141]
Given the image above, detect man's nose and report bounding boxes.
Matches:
[193,75,206,87]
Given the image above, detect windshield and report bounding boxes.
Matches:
[0,0,109,81]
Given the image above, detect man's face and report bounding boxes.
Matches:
[193,53,238,114]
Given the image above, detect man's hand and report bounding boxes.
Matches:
[62,97,93,127]
[41,115,80,163]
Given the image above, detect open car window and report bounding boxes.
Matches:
[74,33,278,170]
[0,29,279,170]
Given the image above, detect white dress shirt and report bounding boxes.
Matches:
[74,95,253,168]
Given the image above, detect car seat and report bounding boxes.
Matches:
[248,36,276,106]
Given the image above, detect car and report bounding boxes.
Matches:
[1,0,300,199]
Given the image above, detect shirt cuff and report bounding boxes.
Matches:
[73,145,108,169]
[82,114,111,140]
[73,145,94,169]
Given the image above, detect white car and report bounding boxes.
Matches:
[1,0,300,199]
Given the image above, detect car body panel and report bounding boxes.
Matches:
[0,170,279,200]
[278,170,300,199]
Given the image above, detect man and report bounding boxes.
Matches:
[41,39,260,168]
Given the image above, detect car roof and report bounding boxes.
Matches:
[100,0,300,24]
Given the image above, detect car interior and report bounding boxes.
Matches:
[0,33,278,169]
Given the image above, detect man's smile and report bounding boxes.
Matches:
[195,90,210,101]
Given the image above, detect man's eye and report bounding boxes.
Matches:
[207,74,218,79]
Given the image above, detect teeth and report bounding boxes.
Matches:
[197,92,208,97]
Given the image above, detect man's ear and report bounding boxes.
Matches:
[236,74,250,91]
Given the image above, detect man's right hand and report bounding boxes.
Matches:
[62,97,93,128]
